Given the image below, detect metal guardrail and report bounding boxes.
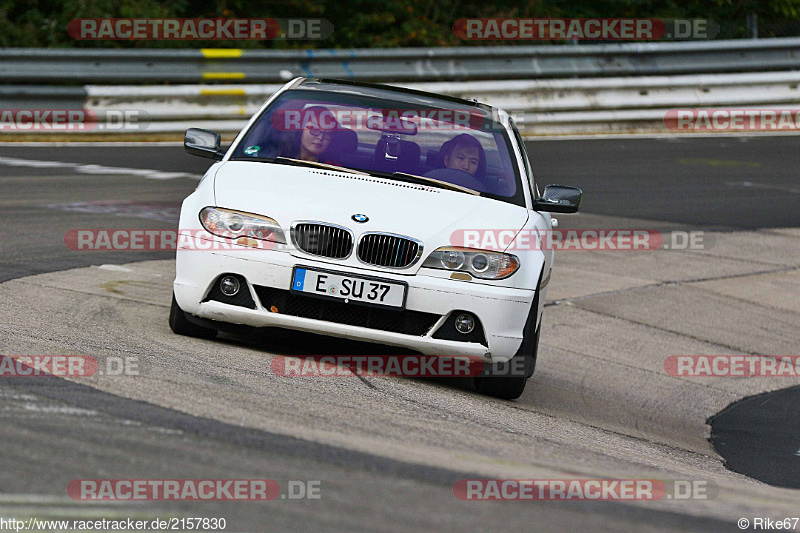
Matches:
[3,39,800,136]
[4,71,800,136]
[79,71,800,114]
[68,71,800,135]
[2,38,800,83]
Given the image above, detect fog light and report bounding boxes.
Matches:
[454,313,475,334]
[220,276,240,297]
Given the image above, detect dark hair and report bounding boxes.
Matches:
[437,133,487,178]
[277,105,338,159]
[276,130,301,158]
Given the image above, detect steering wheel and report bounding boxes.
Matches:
[423,167,487,193]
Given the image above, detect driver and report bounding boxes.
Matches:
[439,133,486,178]
[277,106,339,163]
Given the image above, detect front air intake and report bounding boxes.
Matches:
[357,233,422,268]
[291,222,353,259]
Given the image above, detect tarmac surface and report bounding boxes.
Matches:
[0,137,798,531]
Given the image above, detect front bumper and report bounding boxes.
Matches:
[173,247,535,362]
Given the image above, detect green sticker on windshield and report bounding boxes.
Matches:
[244,145,260,156]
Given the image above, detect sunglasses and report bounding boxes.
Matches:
[305,126,333,141]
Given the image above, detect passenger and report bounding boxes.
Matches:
[439,133,486,177]
[277,106,338,163]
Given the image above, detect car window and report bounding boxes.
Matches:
[230,90,525,207]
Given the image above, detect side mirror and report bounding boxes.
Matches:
[185,128,225,160]
[534,184,582,213]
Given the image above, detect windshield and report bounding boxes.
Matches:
[230,89,525,206]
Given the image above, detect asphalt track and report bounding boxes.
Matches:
[0,137,799,531]
[2,135,799,283]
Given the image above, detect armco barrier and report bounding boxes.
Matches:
[2,39,800,136]
[78,71,800,135]
[2,38,800,83]
[4,71,800,136]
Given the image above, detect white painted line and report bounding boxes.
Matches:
[20,404,99,416]
[726,181,800,194]
[0,142,183,147]
[524,131,800,141]
[0,156,200,180]
[0,494,110,505]
[4,131,800,144]
[97,265,134,272]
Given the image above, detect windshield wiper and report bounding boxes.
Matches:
[274,157,370,176]
[231,156,479,195]
[389,172,480,196]
[230,156,369,176]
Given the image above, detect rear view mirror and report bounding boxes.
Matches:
[185,128,225,160]
[535,185,582,213]
[367,114,418,135]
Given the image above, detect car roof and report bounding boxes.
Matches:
[295,78,495,114]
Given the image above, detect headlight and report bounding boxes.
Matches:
[199,207,286,243]
[422,247,519,279]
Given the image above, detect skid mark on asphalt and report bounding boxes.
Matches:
[355,374,377,389]
[99,280,172,300]
[0,155,201,180]
[46,201,180,222]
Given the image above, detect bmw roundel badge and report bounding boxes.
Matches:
[352,214,369,223]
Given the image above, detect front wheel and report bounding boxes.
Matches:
[522,320,541,379]
[474,318,540,400]
[473,367,528,400]
[169,293,217,339]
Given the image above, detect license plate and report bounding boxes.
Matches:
[291,267,407,309]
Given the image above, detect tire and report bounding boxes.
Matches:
[473,325,538,400]
[522,320,541,379]
[473,360,528,400]
[473,268,544,400]
[169,293,218,339]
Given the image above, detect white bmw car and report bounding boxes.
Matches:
[171,78,581,399]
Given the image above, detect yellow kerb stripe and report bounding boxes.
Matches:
[200,89,247,96]
[202,72,246,80]
[201,49,243,58]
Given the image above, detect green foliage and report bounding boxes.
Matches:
[0,0,799,48]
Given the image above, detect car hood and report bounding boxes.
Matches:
[214,162,529,269]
